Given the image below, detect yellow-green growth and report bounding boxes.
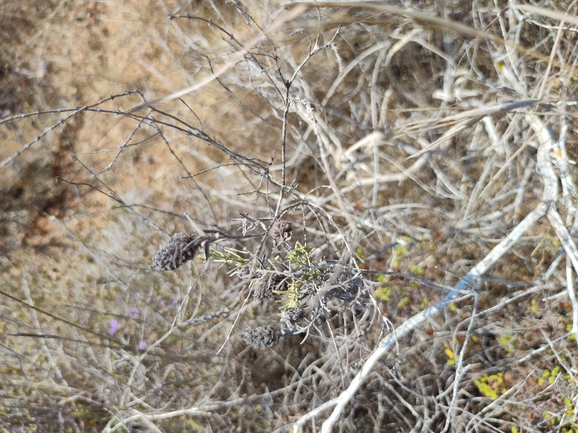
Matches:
[374,286,391,302]
[398,296,410,308]
[444,344,457,366]
[409,264,425,276]
[374,275,391,301]
[275,279,302,310]
[539,365,562,386]
[474,373,506,399]
[497,334,518,353]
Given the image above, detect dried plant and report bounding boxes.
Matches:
[282,307,306,329]
[243,325,278,348]
[2,1,578,432]
[151,233,206,271]
[270,219,293,245]
[251,273,283,300]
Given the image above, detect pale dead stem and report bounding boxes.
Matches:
[102,381,307,432]
[316,201,547,433]
[278,4,578,430]
[128,4,311,112]
[0,91,138,169]
[286,56,573,433]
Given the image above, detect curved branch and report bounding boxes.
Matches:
[289,110,560,431]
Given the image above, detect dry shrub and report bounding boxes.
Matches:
[1,0,578,432]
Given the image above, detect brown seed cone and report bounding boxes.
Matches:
[252,274,287,300]
[236,263,260,280]
[270,219,292,245]
[151,233,204,271]
[243,325,277,348]
[282,307,306,328]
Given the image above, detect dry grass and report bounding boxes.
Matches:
[1,0,578,432]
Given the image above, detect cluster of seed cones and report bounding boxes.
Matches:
[151,221,317,349]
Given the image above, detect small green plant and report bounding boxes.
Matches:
[275,279,302,310]
[475,373,507,399]
[445,344,457,366]
[538,365,575,389]
[210,247,247,267]
[287,241,313,264]
[373,275,391,301]
[392,244,409,270]
[398,296,411,308]
[542,397,578,432]
[543,235,562,254]
[409,263,425,276]
[374,285,391,302]
[497,334,518,353]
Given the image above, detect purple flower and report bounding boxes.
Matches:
[138,341,148,351]
[109,319,120,336]
[127,307,139,319]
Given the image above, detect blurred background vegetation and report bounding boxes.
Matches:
[1,0,578,432]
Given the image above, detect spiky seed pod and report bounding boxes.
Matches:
[236,263,259,281]
[282,307,306,329]
[270,219,292,245]
[253,273,287,300]
[243,325,277,348]
[151,233,204,271]
[253,277,274,300]
[326,277,362,303]
[254,277,274,299]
